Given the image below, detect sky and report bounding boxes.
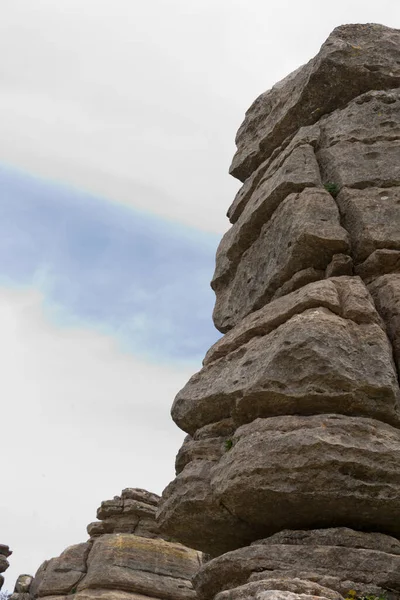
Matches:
[1,0,400,592]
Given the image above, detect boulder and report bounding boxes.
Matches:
[230,24,400,181]
[194,528,400,600]
[172,279,399,435]
[213,188,349,331]
[211,415,400,536]
[76,534,200,600]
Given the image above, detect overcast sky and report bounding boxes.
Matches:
[1,0,400,592]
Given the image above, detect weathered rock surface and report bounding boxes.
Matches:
[214,86,400,331]
[368,274,400,371]
[230,24,400,181]
[87,488,160,539]
[10,574,34,600]
[158,20,400,600]
[0,545,11,591]
[335,187,400,262]
[194,528,400,600]
[20,489,201,600]
[213,189,349,331]
[172,278,399,435]
[214,579,343,600]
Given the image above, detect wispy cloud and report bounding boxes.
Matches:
[0,285,192,589]
[0,164,221,364]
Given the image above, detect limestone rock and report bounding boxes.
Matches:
[10,574,34,600]
[88,488,160,539]
[369,274,400,371]
[317,140,400,191]
[230,24,400,181]
[335,187,400,263]
[0,545,11,591]
[172,279,399,435]
[215,579,343,600]
[211,415,400,536]
[212,146,322,297]
[158,459,258,556]
[23,489,201,600]
[30,543,91,597]
[228,124,321,224]
[194,528,400,600]
[77,534,200,600]
[213,188,349,331]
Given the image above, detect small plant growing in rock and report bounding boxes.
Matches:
[324,181,340,198]
[224,439,233,451]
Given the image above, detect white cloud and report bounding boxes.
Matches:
[0,0,398,232]
[0,286,192,590]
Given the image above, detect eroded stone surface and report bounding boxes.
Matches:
[77,535,200,600]
[194,528,400,600]
[213,189,349,331]
[212,146,322,294]
[230,24,400,181]
[369,274,400,372]
[88,488,161,539]
[173,290,399,435]
[158,459,258,557]
[215,579,343,600]
[211,415,400,536]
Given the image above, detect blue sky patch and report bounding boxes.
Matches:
[0,163,221,365]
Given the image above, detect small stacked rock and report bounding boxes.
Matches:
[157,23,400,600]
[0,545,11,591]
[16,488,202,600]
[10,574,34,600]
[87,487,161,539]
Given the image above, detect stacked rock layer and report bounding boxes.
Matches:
[0,545,11,591]
[13,488,202,600]
[157,23,400,600]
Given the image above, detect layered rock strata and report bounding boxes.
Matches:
[18,489,201,600]
[0,545,11,591]
[158,23,400,600]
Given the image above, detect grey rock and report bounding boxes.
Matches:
[335,187,400,262]
[213,188,349,331]
[228,124,321,224]
[215,580,343,600]
[88,488,160,540]
[317,139,400,191]
[32,543,91,597]
[78,534,201,600]
[369,274,400,371]
[355,249,400,281]
[211,415,400,537]
[194,528,400,599]
[230,24,400,181]
[14,574,33,593]
[256,528,400,554]
[173,297,399,435]
[157,460,258,557]
[319,88,400,148]
[325,254,353,278]
[212,145,321,294]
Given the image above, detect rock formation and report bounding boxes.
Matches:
[10,574,34,600]
[0,545,11,592]
[157,23,400,600]
[13,489,202,600]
